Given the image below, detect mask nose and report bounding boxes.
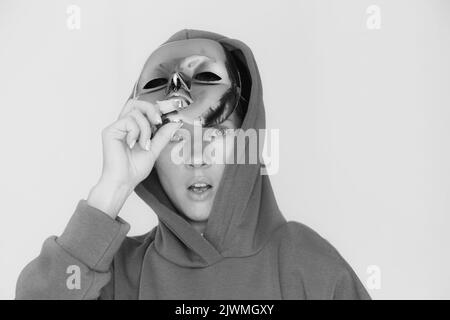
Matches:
[166,72,190,94]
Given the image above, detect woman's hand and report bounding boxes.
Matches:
[87,99,182,218]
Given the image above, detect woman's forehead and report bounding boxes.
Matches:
[146,39,227,67]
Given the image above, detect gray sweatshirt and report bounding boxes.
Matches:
[16,29,371,300]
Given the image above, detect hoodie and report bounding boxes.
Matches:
[16,29,371,300]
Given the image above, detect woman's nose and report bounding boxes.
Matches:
[184,138,213,169]
[186,158,210,169]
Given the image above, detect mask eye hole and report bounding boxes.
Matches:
[143,78,168,90]
[194,72,222,82]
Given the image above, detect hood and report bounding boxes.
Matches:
[132,29,286,267]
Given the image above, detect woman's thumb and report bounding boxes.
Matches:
[148,121,183,158]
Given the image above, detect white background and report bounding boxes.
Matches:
[1,0,449,299]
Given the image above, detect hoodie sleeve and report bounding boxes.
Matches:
[15,200,130,300]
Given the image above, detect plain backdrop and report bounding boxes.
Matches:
[1,0,449,299]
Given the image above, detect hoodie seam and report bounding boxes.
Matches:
[153,221,288,269]
[157,216,221,266]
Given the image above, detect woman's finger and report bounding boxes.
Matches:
[106,116,140,149]
[129,109,152,151]
[123,117,140,149]
[138,100,163,127]
[119,99,162,126]
[149,121,184,159]
[103,116,139,147]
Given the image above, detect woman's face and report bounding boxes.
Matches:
[137,39,243,224]
[155,114,241,223]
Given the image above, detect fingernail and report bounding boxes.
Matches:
[145,139,151,151]
[173,119,184,127]
[129,140,136,149]
[170,123,183,139]
[170,130,180,141]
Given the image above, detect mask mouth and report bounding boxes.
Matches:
[167,91,193,105]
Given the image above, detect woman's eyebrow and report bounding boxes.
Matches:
[216,121,235,129]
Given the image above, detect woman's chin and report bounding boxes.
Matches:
[181,202,212,222]
[184,210,210,222]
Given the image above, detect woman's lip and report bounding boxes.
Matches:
[186,185,213,201]
[188,183,212,189]
[186,176,213,189]
[186,176,214,201]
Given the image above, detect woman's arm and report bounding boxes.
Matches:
[15,99,180,299]
[15,194,130,300]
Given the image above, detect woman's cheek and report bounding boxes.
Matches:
[156,145,174,175]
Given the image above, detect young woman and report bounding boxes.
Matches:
[16,29,370,300]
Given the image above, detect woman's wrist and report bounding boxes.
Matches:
[87,178,133,219]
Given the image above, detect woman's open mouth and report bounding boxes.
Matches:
[188,182,212,193]
[186,178,213,201]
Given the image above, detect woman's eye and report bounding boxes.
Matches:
[204,127,232,142]
[143,78,168,90]
[194,72,222,82]
[211,127,228,138]
[217,127,227,135]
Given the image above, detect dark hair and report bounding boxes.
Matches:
[221,44,251,125]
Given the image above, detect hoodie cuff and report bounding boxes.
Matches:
[57,199,130,272]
